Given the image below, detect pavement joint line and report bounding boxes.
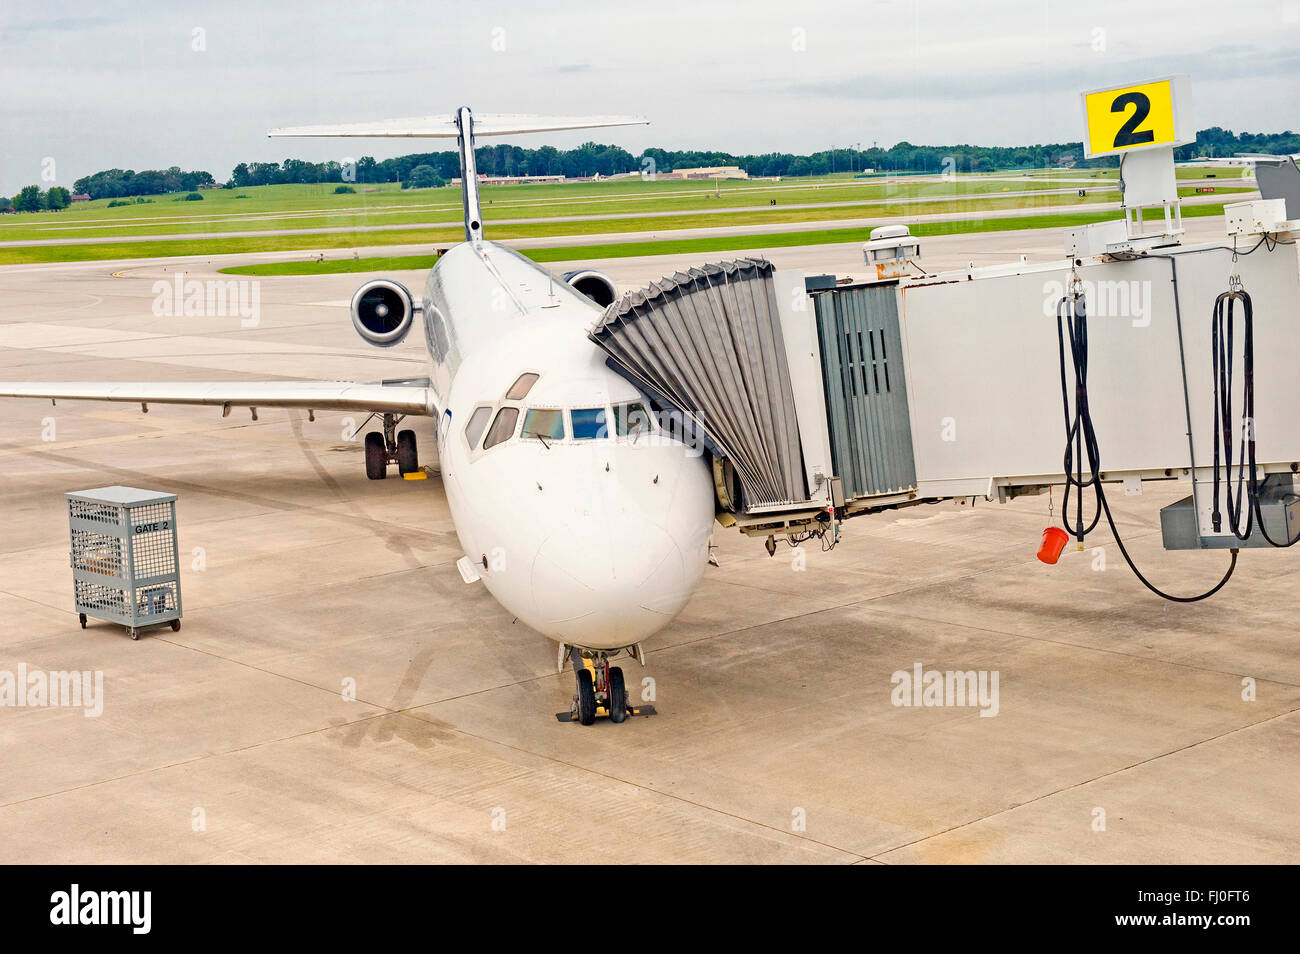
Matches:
[0,587,72,616]
[0,708,395,812]
[857,602,1300,690]
[864,703,1300,863]
[390,705,869,862]
[4,609,863,861]
[11,585,1285,863]
[645,538,1296,692]
[0,443,452,542]
[754,535,1300,688]
[3,691,866,862]
[645,555,1053,654]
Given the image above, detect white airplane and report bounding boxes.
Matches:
[0,109,717,725]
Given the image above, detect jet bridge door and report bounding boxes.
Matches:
[812,283,917,501]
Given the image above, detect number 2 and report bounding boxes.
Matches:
[1111,92,1155,148]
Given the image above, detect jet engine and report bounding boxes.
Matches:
[562,269,618,308]
[350,279,422,347]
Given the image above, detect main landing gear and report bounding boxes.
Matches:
[363,412,419,480]
[556,644,655,725]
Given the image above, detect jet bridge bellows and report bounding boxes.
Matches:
[588,259,809,511]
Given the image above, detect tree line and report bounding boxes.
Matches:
[2,185,73,212]
[224,127,1300,187]
[4,126,1296,212]
[71,167,217,200]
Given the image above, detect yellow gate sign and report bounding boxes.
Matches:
[1081,75,1193,158]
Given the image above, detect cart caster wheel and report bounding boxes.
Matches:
[79,613,87,629]
[170,619,181,632]
[129,630,140,640]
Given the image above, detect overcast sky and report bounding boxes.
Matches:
[2,0,1297,194]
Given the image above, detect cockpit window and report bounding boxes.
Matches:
[522,408,564,441]
[570,407,608,440]
[483,406,519,450]
[505,372,539,401]
[464,406,492,448]
[615,401,652,437]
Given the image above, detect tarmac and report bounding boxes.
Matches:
[0,219,1296,863]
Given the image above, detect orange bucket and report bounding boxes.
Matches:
[1037,527,1069,565]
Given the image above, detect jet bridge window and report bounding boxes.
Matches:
[505,372,540,401]
[570,407,608,440]
[483,407,519,450]
[522,408,564,441]
[464,406,492,448]
[614,401,652,438]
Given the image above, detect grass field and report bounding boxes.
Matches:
[0,176,1120,239]
[0,165,1253,266]
[218,200,1235,276]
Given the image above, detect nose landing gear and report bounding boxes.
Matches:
[556,644,655,725]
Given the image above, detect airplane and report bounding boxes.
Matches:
[0,109,717,725]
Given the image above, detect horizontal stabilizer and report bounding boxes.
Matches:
[269,113,648,139]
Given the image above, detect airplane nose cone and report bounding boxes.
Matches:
[532,521,690,647]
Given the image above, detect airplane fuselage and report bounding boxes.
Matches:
[423,241,715,651]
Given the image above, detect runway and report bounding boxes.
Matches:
[1,223,1297,863]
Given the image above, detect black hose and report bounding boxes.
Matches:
[1210,287,1300,548]
[1055,292,1238,602]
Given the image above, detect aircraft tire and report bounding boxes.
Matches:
[397,429,418,474]
[608,666,627,723]
[364,431,387,480]
[577,668,597,726]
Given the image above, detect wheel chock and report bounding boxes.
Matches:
[554,704,657,723]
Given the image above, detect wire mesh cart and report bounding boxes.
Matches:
[67,486,182,640]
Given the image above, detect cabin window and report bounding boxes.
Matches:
[464,406,492,448]
[570,407,608,440]
[522,408,564,441]
[483,407,519,450]
[505,372,540,401]
[615,401,652,438]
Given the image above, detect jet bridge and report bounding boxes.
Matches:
[587,74,1300,597]
[589,208,1300,568]
[588,254,931,543]
[589,260,827,538]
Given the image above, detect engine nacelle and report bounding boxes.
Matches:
[350,279,421,347]
[562,269,618,308]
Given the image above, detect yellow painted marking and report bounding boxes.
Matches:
[1084,79,1176,157]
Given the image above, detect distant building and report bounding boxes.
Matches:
[661,165,749,180]
[71,193,91,202]
[452,174,566,185]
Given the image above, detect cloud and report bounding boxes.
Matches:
[780,46,1300,102]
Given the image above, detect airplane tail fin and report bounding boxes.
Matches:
[269,108,648,245]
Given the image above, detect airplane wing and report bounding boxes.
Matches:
[0,380,435,415]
